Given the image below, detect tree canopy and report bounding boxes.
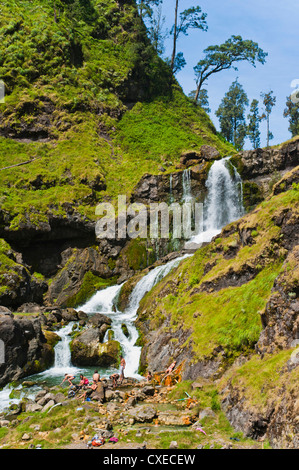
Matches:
[193,35,267,101]
[170,1,207,73]
[215,78,249,151]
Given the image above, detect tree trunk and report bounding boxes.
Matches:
[170,0,179,72]
[194,78,203,102]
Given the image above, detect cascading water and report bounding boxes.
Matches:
[44,322,79,378]
[77,254,190,378]
[189,157,244,244]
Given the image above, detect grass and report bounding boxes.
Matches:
[155,263,283,359]
[219,348,299,412]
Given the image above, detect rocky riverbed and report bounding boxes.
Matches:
[0,372,266,450]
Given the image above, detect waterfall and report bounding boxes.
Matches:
[42,322,80,378]
[79,284,122,314]
[190,157,244,244]
[78,254,190,378]
[126,254,190,317]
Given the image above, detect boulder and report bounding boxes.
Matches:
[0,306,13,315]
[54,392,66,403]
[26,403,43,413]
[91,382,105,402]
[42,399,55,413]
[0,313,55,387]
[200,145,221,161]
[88,313,112,328]
[127,405,157,423]
[71,327,121,367]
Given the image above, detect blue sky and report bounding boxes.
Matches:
[157,0,299,148]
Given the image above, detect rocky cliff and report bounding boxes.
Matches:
[0,309,54,387]
[232,137,299,209]
[133,164,299,448]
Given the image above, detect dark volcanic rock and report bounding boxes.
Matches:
[0,313,54,387]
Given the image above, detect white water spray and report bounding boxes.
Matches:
[190,157,244,244]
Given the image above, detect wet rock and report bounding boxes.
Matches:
[88,313,112,328]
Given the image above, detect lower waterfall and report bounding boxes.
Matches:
[77,254,190,379]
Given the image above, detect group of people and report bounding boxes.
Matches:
[61,357,177,401]
[109,355,126,389]
[60,356,127,400]
[61,371,101,402]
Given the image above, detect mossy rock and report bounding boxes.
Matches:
[121,239,148,272]
[66,272,117,308]
[121,323,130,338]
[43,329,61,350]
[242,181,264,211]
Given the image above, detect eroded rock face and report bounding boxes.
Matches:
[237,138,299,180]
[0,313,54,387]
[256,246,299,355]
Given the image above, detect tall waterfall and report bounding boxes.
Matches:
[190,157,244,244]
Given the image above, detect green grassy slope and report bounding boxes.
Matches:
[0,0,234,229]
[137,182,299,362]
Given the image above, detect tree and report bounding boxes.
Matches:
[170,2,207,73]
[260,90,276,147]
[189,88,210,113]
[215,79,249,151]
[247,99,261,149]
[147,3,168,55]
[193,35,267,101]
[137,0,162,19]
[283,95,299,137]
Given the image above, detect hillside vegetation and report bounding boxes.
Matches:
[0,0,233,227]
